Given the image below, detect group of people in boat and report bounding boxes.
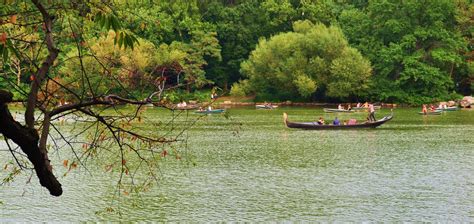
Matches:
[337,102,374,111]
[198,106,213,111]
[317,116,368,125]
[337,104,351,110]
[421,104,450,114]
[318,103,377,125]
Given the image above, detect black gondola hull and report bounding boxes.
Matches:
[283,113,393,130]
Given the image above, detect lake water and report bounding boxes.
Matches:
[1,107,473,222]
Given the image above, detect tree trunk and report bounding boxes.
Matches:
[0,90,62,196]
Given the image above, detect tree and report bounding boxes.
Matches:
[338,0,470,104]
[202,0,298,90]
[0,1,192,196]
[236,20,372,101]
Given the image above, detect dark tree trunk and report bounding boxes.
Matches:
[0,90,62,196]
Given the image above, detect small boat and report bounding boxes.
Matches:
[418,111,442,115]
[173,105,198,110]
[436,106,459,111]
[323,108,354,113]
[256,104,278,109]
[194,109,225,114]
[352,105,381,110]
[283,112,393,130]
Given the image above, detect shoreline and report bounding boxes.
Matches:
[215,101,399,108]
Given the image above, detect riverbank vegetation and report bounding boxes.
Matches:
[2,0,473,105]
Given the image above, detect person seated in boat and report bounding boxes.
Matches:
[356,102,361,108]
[422,104,427,115]
[443,104,448,109]
[198,107,204,111]
[347,104,352,111]
[333,117,340,125]
[347,118,357,125]
[363,102,369,108]
[337,104,343,110]
[208,106,212,111]
[317,117,325,125]
[429,104,436,111]
[177,101,187,108]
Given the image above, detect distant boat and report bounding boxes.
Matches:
[418,111,442,115]
[283,112,393,130]
[323,108,355,113]
[436,106,459,111]
[352,105,381,110]
[256,104,278,109]
[194,109,225,114]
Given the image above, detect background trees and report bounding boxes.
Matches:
[2,0,471,104]
[338,0,471,104]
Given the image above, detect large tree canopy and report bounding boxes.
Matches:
[338,0,471,104]
[236,20,372,101]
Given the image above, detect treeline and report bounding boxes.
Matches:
[1,0,473,104]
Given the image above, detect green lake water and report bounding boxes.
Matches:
[1,107,473,221]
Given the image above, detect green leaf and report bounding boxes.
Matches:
[2,45,8,63]
[104,16,110,30]
[118,32,124,49]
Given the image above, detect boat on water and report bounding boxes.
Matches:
[436,106,459,111]
[323,108,355,113]
[256,104,278,109]
[194,109,225,114]
[283,112,393,130]
[352,105,381,110]
[418,111,442,115]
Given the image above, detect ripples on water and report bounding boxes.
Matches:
[1,107,473,222]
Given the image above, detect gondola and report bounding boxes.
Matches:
[194,109,225,114]
[323,108,355,113]
[256,104,278,109]
[283,112,393,130]
[418,111,442,115]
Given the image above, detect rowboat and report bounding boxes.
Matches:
[256,104,278,109]
[283,112,393,130]
[418,111,442,115]
[323,108,354,113]
[352,105,381,110]
[194,109,225,114]
[436,106,459,111]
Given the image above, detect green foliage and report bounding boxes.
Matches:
[230,79,251,97]
[339,0,471,102]
[239,20,372,101]
[1,0,471,104]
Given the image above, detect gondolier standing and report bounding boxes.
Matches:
[368,104,376,122]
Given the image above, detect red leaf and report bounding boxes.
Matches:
[160,150,168,157]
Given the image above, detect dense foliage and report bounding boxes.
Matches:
[1,0,473,104]
[338,0,472,104]
[236,20,372,101]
